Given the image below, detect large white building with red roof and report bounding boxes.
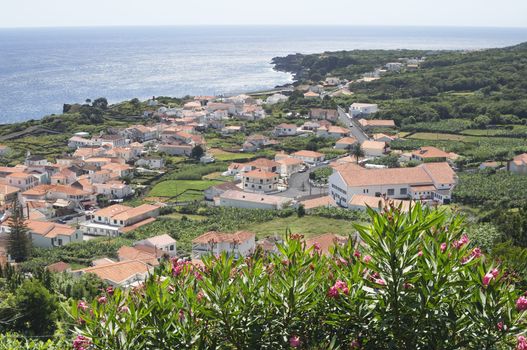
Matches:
[329,162,457,207]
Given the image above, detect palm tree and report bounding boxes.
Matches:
[349,143,365,164]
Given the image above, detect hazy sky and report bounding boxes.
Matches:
[1,0,527,28]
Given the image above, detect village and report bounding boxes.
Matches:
[0,57,526,289]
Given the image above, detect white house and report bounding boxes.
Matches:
[81,204,159,237]
[191,231,256,259]
[158,143,192,156]
[68,136,99,149]
[217,190,291,210]
[242,169,279,193]
[335,137,358,150]
[274,123,298,137]
[276,157,304,177]
[25,220,83,248]
[93,134,127,148]
[291,150,325,165]
[135,157,165,169]
[204,181,242,201]
[361,140,389,157]
[71,260,153,288]
[134,234,177,257]
[328,162,457,207]
[349,103,379,117]
[6,172,39,191]
[316,126,350,139]
[93,182,133,199]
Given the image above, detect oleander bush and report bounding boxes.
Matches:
[71,203,527,349]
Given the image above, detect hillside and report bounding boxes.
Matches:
[273,43,527,127]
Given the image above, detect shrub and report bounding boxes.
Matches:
[71,204,526,349]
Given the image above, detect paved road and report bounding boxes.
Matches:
[276,164,328,199]
[337,105,369,143]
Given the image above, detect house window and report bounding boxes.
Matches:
[58,239,63,246]
[387,189,394,196]
[170,245,174,251]
[400,188,407,195]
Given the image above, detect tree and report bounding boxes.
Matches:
[190,145,205,160]
[92,97,108,110]
[297,204,306,217]
[349,143,365,164]
[473,114,491,128]
[7,197,31,262]
[13,279,57,336]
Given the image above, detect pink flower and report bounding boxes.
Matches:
[453,235,469,249]
[375,278,386,286]
[497,321,504,331]
[351,339,360,348]
[329,280,350,296]
[483,272,493,286]
[327,286,339,298]
[178,309,185,321]
[197,291,204,302]
[517,335,527,350]
[440,243,447,252]
[172,265,184,276]
[312,242,321,252]
[516,296,527,311]
[417,250,423,257]
[106,286,114,296]
[73,335,91,350]
[491,268,499,278]
[354,250,361,259]
[363,255,372,263]
[334,280,347,290]
[471,247,482,259]
[77,301,89,311]
[289,335,301,348]
[97,296,107,304]
[403,282,414,290]
[194,271,203,280]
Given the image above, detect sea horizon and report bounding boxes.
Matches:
[1,25,527,123]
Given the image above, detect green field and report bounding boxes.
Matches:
[209,149,256,161]
[407,133,467,142]
[240,216,356,238]
[202,172,234,181]
[149,180,222,200]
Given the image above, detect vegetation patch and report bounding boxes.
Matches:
[149,180,222,198]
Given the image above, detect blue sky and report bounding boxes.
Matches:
[1,0,526,28]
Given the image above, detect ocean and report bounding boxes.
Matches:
[1,25,527,123]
